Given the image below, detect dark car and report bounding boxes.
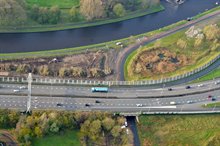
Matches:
[187,17,192,21]
[56,103,63,106]
[185,86,191,89]
[168,88,173,91]
[212,97,216,101]
[207,95,212,99]
[85,103,90,107]
[95,100,101,103]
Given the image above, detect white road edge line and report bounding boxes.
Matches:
[92,106,177,109]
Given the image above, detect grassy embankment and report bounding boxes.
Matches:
[0,20,187,60]
[125,29,220,80]
[138,115,220,146]
[0,0,164,33]
[1,6,219,60]
[32,130,80,146]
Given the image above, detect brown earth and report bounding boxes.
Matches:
[0,49,118,80]
[133,47,190,77]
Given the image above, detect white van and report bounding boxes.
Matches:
[170,101,176,105]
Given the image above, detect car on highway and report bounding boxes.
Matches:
[170,101,176,105]
[187,100,193,104]
[95,100,101,103]
[56,103,63,107]
[13,89,20,93]
[19,86,27,89]
[214,81,220,85]
[168,88,173,91]
[197,84,204,87]
[185,86,191,89]
[85,103,90,107]
[207,95,212,99]
[136,104,143,107]
[212,97,216,101]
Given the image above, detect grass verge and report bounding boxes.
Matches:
[0,5,164,33]
[203,102,220,108]
[138,115,220,146]
[32,130,80,146]
[1,6,219,61]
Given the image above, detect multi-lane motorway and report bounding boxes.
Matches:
[0,92,219,112]
[1,79,220,98]
[0,80,220,112]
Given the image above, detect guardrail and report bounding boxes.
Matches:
[119,111,220,116]
[0,54,219,86]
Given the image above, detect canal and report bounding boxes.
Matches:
[0,0,219,53]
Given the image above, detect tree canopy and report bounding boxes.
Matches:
[0,0,27,25]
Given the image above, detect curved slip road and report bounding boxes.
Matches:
[116,9,220,82]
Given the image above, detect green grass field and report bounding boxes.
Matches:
[26,0,79,9]
[138,115,220,146]
[0,1,163,33]
[32,130,81,146]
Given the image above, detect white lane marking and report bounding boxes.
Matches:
[93,106,177,109]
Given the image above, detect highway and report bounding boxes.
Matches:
[0,88,219,112]
[1,79,220,98]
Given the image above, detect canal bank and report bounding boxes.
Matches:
[0,0,219,53]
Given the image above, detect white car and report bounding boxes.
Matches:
[187,100,193,104]
[116,42,122,45]
[198,84,204,87]
[13,89,20,93]
[19,86,27,89]
[214,81,220,85]
[136,104,143,107]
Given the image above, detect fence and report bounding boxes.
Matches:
[0,54,220,86]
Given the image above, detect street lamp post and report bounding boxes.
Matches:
[26,73,32,113]
[160,83,165,96]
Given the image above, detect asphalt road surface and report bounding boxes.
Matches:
[0,88,219,112]
[1,79,220,98]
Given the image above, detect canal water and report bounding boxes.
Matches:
[0,0,219,53]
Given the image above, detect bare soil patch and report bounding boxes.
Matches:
[0,49,118,80]
[133,48,191,77]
